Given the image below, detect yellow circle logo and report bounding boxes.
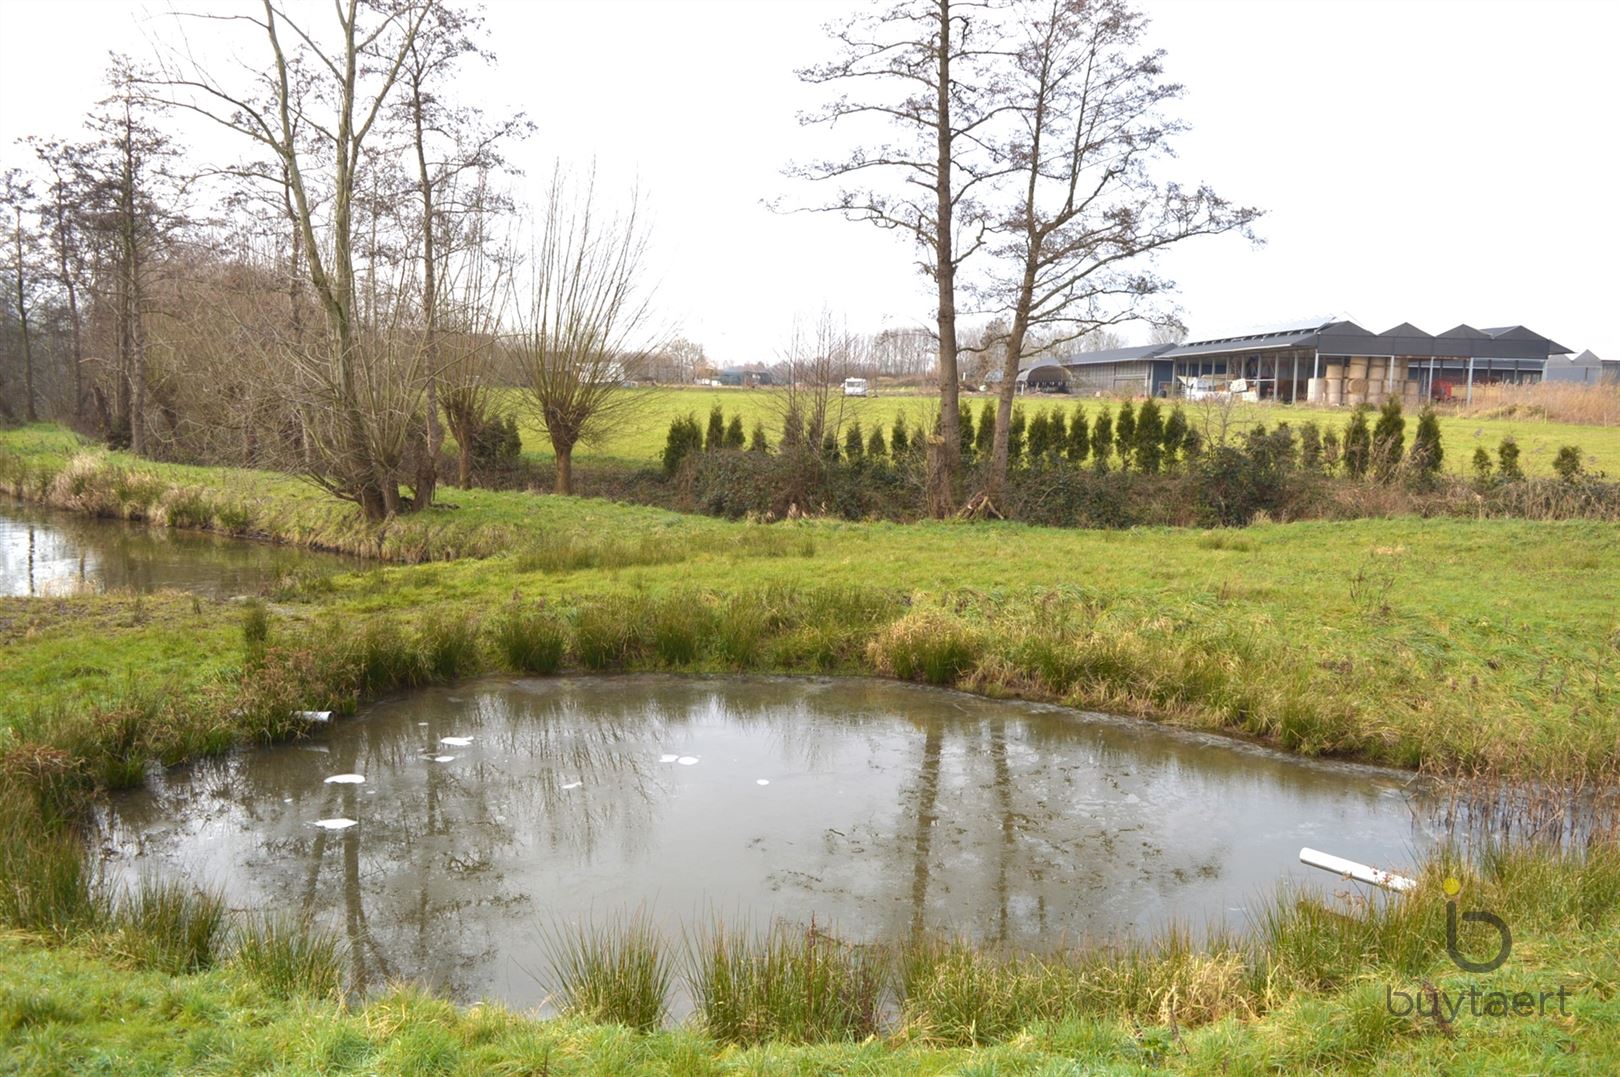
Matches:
[1443,876,1461,897]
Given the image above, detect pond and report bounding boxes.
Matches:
[96,675,1443,1009]
[0,502,360,598]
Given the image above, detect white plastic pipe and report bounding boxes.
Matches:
[1299,847,1416,893]
[294,710,333,723]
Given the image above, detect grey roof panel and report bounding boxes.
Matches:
[1377,322,1433,338]
[1438,324,1491,339]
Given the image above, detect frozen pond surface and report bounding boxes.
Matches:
[97,676,1441,1008]
[1,501,359,597]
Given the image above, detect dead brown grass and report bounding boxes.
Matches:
[1450,381,1620,426]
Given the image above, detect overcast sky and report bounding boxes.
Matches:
[2,0,1616,363]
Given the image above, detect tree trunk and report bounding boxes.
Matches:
[12,213,35,423]
[457,439,472,487]
[412,77,440,509]
[554,444,573,495]
[929,0,961,517]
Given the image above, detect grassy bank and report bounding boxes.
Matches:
[4,839,1617,1073]
[3,424,1618,779]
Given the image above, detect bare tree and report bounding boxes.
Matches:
[25,139,91,422]
[512,168,656,496]
[791,0,1008,515]
[155,0,433,518]
[1,170,40,423]
[977,0,1259,499]
[396,0,530,500]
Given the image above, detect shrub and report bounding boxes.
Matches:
[1497,436,1524,481]
[469,413,522,470]
[1471,445,1495,481]
[958,403,976,468]
[843,422,864,461]
[1066,404,1090,463]
[1134,399,1164,474]
[1410,406,1443,475]
[974,400,995,459]
[662,415,703,477]
[1091,409,1113,470]
[724,415,745,450]
[866,424,887,458]
[1298,421,1323,471]
[1343,405,1372,478]
[1553,445,1583,481]
[1114,400,1137,466]
[1162,405,1188,466]
[705,405,726,451]
[749,422,769,453]
[490,604,566,675]
[1027,411,1052,460]
[891,414,910,455]
[1007,405,1026,466]
[1371,399,1405,481]
[1049,408,1067,453]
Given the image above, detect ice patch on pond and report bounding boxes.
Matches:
[440,736,473,747]
[677,756,699,766]
[756,779,771,786]
[324,773,365,784]
[659,754,679,763]
[561,781,582,790]
[313,818,357,830]
[430,755,455,763]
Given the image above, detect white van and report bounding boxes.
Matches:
[842,377,871,397]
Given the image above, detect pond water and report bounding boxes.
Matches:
[0,502,359,598]
[97,675,1442,1009]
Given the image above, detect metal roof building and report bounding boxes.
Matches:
[1016,317,1575,405]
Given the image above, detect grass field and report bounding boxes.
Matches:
[3,422,1619,1073]
[503,385,1620,477]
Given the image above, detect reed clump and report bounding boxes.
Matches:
[109,878,228,975]
[686,919,885,1045]
[490,603,567,675]
[544,913,673,1031]
[233,913,346,999]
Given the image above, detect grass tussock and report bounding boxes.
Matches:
[490,603,566,674]
[868,609,984,686]
[686,919,885,1046]
[233,913,346,999]
[544,913,673,1031]
[109,878,228,975]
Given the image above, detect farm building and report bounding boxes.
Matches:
[1544,349,1607,385]
[1016,318,1574,405]
[717,367,773,387]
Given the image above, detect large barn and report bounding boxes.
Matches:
[1016,318,1575,405]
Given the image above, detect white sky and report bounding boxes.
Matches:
[2,0,1616,363]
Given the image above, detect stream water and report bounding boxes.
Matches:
[1,501,359,598]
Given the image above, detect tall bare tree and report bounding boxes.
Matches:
[26,139,90,422]
[396,0,529,498]
[157,0,433,519]
[792,0,1007,515]
[978,0,1258,498]
[513,169,656,496]
[1,169,40,423]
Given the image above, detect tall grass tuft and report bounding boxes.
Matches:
[113,878,228,974]
[649,592,713,666]
[573,595,651,670]
[489,603,567,675]
[0,782,102,935]
[868,609,983,686]
[544,913,673,1031]
[233,912,346,999]
[687,919,886,1046]
[418,612,481,681]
